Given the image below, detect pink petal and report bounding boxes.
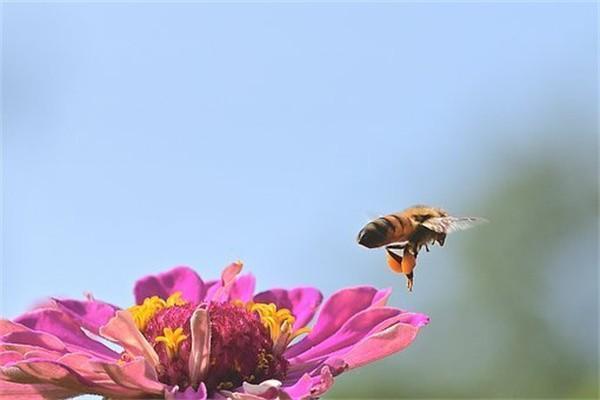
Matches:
[0,322,65,361]
[165,383,207,399]
[99,310,159,368]
[15,309,118,360]
[229,273,256,302]
[98,357,164,395]
[285,286,390,358]
[286,308,429,380]
[253,287,323,330]
[242,379,282,397]
[52,298,119,334]
[288,307,403,363]
[309,366,334,397]
[0,344,63,363]
[134,266,205,305]
[4,355,160,399]
[0,319,29,335]
[0,345,62,364]
[0,351,23,365]
[5,359,95,391]
[328,321,421,369]
[188,307,211,386]
[281,373,313,399]
[202,280,220,301]
[0,380,78,399]
[221,261,243,284]
[1,331,66,354]
[372,287,392,306]
[211,261,244,302]
[1,358,144,399]
[57,353,110,381]
[396,311,430,328]
[223,393,265,400]
[59,353,162,398]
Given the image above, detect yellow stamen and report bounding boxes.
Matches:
[128,291,187,331]
[155,327,188,359]
[237,301,310,354]
[165,291,187,307]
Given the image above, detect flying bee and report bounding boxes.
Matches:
[357,205,487,291]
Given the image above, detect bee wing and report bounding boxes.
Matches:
[421,216,488,234]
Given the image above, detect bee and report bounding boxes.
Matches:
[357,205,487,291]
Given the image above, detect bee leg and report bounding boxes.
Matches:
[424,243,430,252]
[401,247,417,291]
[437,234,446,247]
[406,272,414,291]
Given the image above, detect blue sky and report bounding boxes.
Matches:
[3,1,595,313]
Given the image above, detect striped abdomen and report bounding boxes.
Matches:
[356,213,412,248]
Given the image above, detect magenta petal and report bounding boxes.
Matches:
[134,266,205,304]
[285,286,389,358]
[52,298,119,334]
[229,273,256,302]
[254,287,323,330]
[14,309,118,360]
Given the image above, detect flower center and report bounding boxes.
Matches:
[237,301,311,355]
[131,296,289,393]
[128,292,186,331]
[204,302,288,391]
[143,302,196,389]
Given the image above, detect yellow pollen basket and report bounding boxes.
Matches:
[235,301,311,353]
[128,292,187,331]
[155,327,188,359]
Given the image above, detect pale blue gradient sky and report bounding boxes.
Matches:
[1,2,597,398]
[4,2,595,314]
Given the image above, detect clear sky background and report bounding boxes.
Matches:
[2,2,598,398]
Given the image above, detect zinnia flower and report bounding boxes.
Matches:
[0,262,429,399]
